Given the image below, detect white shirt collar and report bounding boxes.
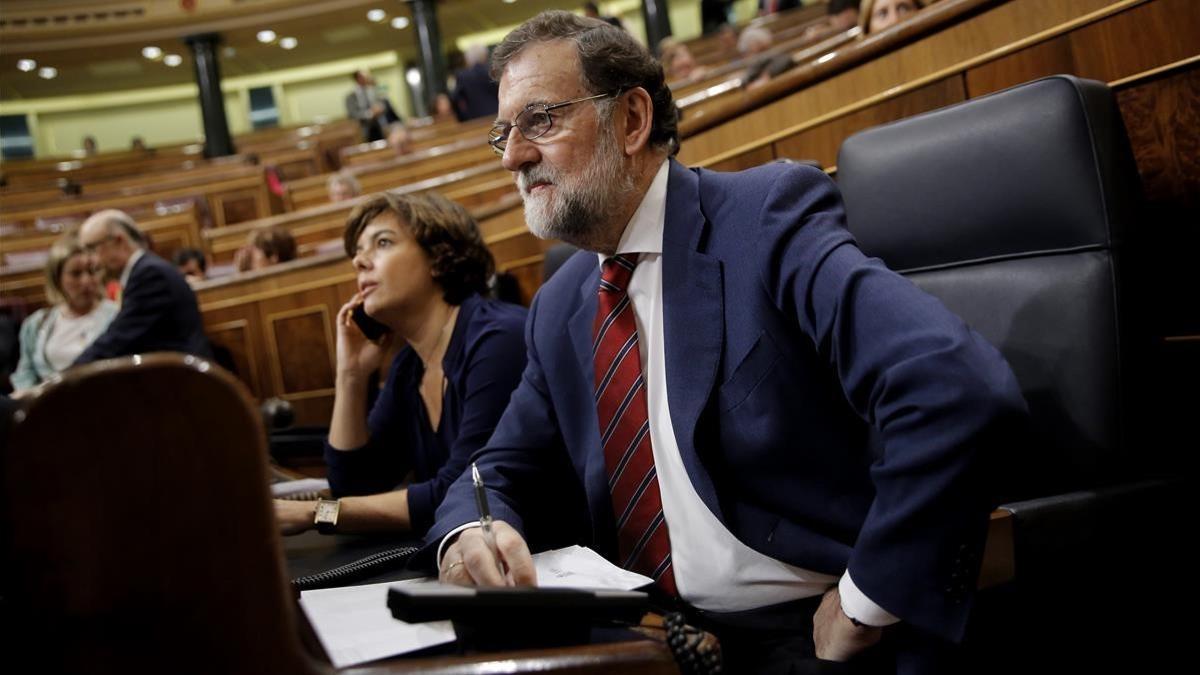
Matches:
[597,159,670,265]
[120,248,145,289]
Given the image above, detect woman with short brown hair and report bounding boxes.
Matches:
[274,192,527,536]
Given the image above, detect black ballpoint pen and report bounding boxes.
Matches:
[471,462,509,583]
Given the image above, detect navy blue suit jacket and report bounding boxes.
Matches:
[75,251,212,365]
[429,160,1026,643]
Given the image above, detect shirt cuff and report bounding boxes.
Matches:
[435,522,481,567]
[839,571,900,627]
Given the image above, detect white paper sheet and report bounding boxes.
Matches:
[298,545,649,668]
[298,577,455,668]
[271,477,329,499]
[532,545,654,590]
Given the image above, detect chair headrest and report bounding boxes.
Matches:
[837,75,1142,272]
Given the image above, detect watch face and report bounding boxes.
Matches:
[316,501,337,521]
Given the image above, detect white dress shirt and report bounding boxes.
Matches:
[444,160,898,626]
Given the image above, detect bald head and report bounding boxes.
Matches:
[79,209,142,276]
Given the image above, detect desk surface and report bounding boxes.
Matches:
[280,531,681,674]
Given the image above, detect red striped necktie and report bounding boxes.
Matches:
[592,254,677,596]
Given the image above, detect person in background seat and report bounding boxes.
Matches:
[863,0,926,34]
[327,170,363,203]
[234,227,298,273]
[10,235,117,394]
[75,210,211,364]
[172,247,208,286]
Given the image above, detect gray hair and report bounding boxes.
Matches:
[86,208,144,246]
[326,171,362,196]
[738,26,772,54]
[464,43,489,67]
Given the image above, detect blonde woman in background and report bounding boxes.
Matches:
[11,235,118,393]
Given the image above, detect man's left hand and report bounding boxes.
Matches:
[813,587,883,661]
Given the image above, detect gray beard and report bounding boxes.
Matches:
[519,127,634,250]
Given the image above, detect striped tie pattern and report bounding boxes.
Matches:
[592,254,677,596]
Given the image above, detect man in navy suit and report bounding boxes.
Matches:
[431,12,1025,671]
[75,210,212,365]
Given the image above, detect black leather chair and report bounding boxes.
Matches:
[837,75,1186,669]
[542,242,581,282]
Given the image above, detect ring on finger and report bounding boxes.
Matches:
[444,559,466,575]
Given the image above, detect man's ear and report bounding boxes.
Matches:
[619,87,655,157]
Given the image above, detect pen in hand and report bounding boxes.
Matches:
[472,462,510,585]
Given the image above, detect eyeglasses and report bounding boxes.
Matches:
[488,91,619,156]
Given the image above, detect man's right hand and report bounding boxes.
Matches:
[439,521,537,587]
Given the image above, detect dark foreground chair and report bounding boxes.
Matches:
[0,353,324,674]
[837,75,1187,669]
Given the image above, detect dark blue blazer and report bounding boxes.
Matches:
[429,160,1026,643]
[75,251,212,365]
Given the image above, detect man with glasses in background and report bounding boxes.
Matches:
[75,209,211,365]
[430,11,1025,673]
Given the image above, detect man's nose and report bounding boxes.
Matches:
[501,127,539,173]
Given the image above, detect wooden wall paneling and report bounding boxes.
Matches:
[204,204,354,265]
[773,76,967,169]
[0,264,44,308]
[195,253,353,305]
[707,145,777,173]
[963,35,1077,95]
[966,0,1200,96]
[476,201,526,241]
[488,231,557,272]
[203,311,265,398]
[679,0,1126,165]
[262,296,339,425]
[264,147,323,182]
[263,301,337,395]
[443,177,516,209]
[505,260,546,306]
[1115,64,1200,211]
[1067,0,1200,84]
[0,204,199,266]
[210,181,272,228]
[0,172,265,230]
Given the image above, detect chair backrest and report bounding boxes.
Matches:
[837,75,1149,498]
[1,354,323,674]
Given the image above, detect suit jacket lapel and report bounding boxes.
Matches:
[565,264,617,548]
[662,160,725,519]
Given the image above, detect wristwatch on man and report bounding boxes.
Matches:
[314,499,341,534]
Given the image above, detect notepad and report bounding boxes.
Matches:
[299,577,455,668]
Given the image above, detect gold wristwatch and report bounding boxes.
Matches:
[314,499,340,534]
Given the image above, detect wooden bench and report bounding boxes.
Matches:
[0,163,273,230]
[338,118,495,168]
[0,202,203,309]
[210,165,516,265]
[284,144,501,211]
